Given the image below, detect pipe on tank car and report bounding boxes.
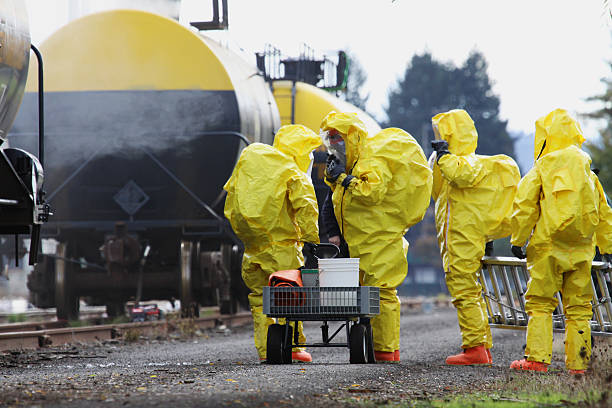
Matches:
[30,44,44,167]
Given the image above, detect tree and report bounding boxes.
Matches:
[387,51,516,270]
[384,51,515,159]
[342,51,370,112]
[584,61,612,191]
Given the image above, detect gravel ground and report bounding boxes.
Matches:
[0,307,601,407]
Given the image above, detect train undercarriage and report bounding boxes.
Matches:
[27,225,249,320]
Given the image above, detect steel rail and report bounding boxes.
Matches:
[0,311,253,352]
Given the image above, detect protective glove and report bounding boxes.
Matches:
[484,241,494,257]
[511,245,526,260]
[325,154,345,183]
[431,140,450,163]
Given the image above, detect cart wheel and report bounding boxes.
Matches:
[349,324,367,364]
[266,324,293,364]
[365,323,376,364]
[283,324,293,364]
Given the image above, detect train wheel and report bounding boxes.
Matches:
[349,323,367,364]
[219,243,237,314]
[27,254,55,309]
[55,242,80,321]
[180,240,199,318]
[227,243,249,311]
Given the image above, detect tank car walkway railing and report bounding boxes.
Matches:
[480,256,612,337]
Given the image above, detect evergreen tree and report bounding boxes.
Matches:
[584,61,612,191]
[343,51,370,112]
[384,51,515,158]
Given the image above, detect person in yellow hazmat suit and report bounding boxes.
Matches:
[429,109,521,365]
[321,111,432,362]
[509,108,612,373]
[223,124,322,363]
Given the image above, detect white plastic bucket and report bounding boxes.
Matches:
[318,258,359,287]
[318,258,359,306]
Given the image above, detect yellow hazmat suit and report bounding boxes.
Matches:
[431,109,520,353]
[510,108,612,370]
[321,112,432,354]
[223,124,321,360]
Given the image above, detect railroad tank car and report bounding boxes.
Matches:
[10,9,380,320]
[0,0,50,272]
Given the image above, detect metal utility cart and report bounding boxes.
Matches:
[263,285,379,364]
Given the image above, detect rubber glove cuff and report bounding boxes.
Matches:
[436,151,450,163]
[511,245,526,259]
[341,174,355,188]
[431,140,450,163]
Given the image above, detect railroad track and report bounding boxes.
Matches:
[0,298,452,352]
[0,311,253,352]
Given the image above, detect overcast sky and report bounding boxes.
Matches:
[26,0,612,140]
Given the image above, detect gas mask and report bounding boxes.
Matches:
[321,129,346,166]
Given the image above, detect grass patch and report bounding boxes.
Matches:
[68,319,91,327]
[426,339,612,408]
[422,391,596,407]
[7,313,26,323]
[339,339,611,408]
[122,329,140,342]
[107,315,130,324]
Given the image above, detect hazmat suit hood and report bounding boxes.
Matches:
[320,111,368,169]
[431,109,478,156]
[272,124,322,172]
[534,108,585,161]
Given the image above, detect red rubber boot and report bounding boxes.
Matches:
[509,359,548,372]
[445,345,490,365]
[374,351,396,363]
[486,348,492,364]
[292,350,312,362]
[394,350,400,362]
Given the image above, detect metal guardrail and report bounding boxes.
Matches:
[480,256,612,336]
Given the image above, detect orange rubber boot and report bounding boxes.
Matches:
[374,351,396,363]
[292,351,312,363]
[509,359,548,372]
[394,350,400,362]
[486,348,492,364]
[445,346,490,365]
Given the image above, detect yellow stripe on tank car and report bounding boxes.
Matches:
[272,80,380,135]
[25,9,233,92]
